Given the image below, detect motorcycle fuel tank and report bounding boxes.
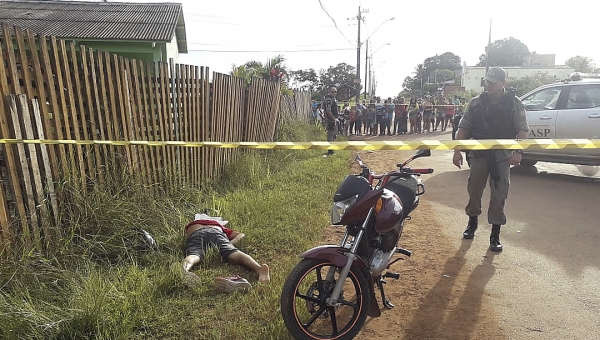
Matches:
[374,189,404,234]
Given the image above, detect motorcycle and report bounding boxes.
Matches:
[280,149,433,340]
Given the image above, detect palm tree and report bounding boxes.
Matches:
[230,64,255,82]
[230,55,289,85]
[262,55,288,83]
[413,64,426,93]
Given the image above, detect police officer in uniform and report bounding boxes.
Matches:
[452,67,529,252]
[324,87,339,156]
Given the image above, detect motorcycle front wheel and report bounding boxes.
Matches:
[280,258,370,340]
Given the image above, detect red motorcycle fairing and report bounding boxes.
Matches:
[300,245,371,274]
[339,189,383,225]
[334,175,371,202]
[374,189,404,234]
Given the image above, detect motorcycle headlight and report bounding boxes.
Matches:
[331,195,358,225]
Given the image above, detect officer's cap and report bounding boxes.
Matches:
[485,67,507,83]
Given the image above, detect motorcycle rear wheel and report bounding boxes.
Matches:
[280,258,370,340]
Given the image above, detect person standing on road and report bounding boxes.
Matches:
[452,67,529,252]
[452,97,465,140]
[323,87,339,156]
[394,97,408,134]
[385,98,395,135]
[354,104,363,135]
[443,97,456,132]
[422,96,434,133]
[348,106,356,136]
[408,97,419,134]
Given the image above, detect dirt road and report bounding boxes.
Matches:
[341,132,600,340]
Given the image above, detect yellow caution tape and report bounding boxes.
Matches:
[2,138,600,150]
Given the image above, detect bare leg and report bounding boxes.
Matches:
[182,254,201,272]
[228,251,270,283]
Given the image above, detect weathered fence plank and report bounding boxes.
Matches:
[0,24,311,251]
[18,95,52,245]
[31,98,60,235]
[1,24,29,235]
[8,95,38,246]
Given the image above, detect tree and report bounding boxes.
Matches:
[317,63,358,99]
[423,52,462,82]
[506,72,557,96]
[401,52,463,96]
[412,63,426,92]
[565,56,596,73]
[289,68,318,92]
[438,52,462,70]
[401,76,417,93]
[231,55,289,85]
[476,37,530,67]
[433,69,455,84]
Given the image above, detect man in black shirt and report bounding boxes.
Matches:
[323,87,339,156]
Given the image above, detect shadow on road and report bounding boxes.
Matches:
[404,240,497,339]
[425,163,600,278]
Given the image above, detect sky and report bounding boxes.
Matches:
[123,0,600,98]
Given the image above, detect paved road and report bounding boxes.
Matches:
[351,131,600,339]
[429,152,600,339]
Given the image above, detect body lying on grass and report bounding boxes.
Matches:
[180,213,270,291]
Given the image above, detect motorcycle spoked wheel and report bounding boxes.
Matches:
[280,258,370,340]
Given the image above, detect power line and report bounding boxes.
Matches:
[187,47,355,53]
[185,17,336,29]
[318,0,354,46]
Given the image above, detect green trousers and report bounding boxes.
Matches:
[465,156,511,225]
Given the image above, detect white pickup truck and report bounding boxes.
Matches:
[520,73,600,166]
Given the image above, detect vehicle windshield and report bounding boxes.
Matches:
[522,88,561,110]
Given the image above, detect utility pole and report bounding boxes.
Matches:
[364,39,369,101]
[355,6,362,104]
[349,6,367,104]
[486,19,492,72]
[368,58,372,96]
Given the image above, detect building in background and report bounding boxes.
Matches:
[460,53,575,93]
[0,0,187,63]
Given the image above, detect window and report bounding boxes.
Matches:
[566,86,600,109]
[522,87,561,111]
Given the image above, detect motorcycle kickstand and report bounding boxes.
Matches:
[376,275,395,309]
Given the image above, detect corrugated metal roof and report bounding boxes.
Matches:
[0,1,186,47]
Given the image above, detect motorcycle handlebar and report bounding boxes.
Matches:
[411,168,434,174]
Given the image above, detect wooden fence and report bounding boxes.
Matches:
[0,23,311,251]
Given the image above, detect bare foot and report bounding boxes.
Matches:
[258,264,270,283]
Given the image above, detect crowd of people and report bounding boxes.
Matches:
[311,94,468,139]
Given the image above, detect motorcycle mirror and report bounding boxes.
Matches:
[415,149,431,157]
[355,154,362,162]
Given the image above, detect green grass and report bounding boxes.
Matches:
[0,120,351,339]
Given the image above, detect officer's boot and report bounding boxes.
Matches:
[490,224,503,252]
[462,216,478,239]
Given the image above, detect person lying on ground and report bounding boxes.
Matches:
[181,214,270,288]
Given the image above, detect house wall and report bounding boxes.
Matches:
[70,40,165,63]
[461,66,575,93]
[166,35,180,64]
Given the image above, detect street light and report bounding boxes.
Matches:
[370,61,386,96]
[362,17,395,47]
[365,43,390,99]
[359,17,394,102]
[371,42,390,56]
[350,10,395,104]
